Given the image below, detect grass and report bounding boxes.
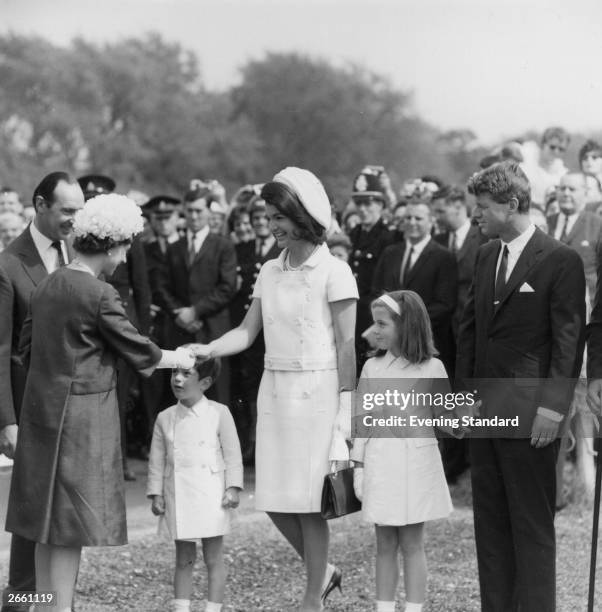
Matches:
[2,463,602,611]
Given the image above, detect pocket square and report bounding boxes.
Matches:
[581,240,590,247]
[519,282,535,293]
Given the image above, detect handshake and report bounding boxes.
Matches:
[159,344,213,370]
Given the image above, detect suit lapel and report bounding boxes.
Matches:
[547,214,558,237]
[481,242,499,323]
[494,230,545,315]
[14,227,47,286]
[566,212,587,245]
[405,240,434,285]
[191,233,214,267]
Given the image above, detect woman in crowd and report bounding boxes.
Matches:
[5,194,194,612]
[192,167,358,612]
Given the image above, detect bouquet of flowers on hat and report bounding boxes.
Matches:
[73,194,144,242]
[399,178,440,203]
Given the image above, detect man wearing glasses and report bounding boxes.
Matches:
[523,126,570,208]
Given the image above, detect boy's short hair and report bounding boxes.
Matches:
[467,161,531,213]
[541,126,570,147]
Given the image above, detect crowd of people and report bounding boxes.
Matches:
[1,125,602,611]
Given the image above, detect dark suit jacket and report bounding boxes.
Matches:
[107,236,152,335]
[434,225,488,337]
[547,210,602,302]
[154,233,237,347]
[0,227,50,427]
[456,228,585,432]
[372,238,458,372]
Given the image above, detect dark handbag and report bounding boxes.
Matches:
[320,466,362,520]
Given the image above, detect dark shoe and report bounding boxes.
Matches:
[321,566,342,604]
[123,469,137,481]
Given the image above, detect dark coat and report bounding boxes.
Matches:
[434,224,488,336]
[106,236,152,334]
[547,210,602,303]
[456,228,586,432]
[6,268,162,546]
[0,227,69,427]
[348,219,395,334]
[153,233,237,348]
[372,238,458,373]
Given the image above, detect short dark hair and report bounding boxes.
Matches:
[541,126,570,146]
[183,184,219,206]
[32,171,73,210]
[467,161,531,213]
[371,290,437,364]
[261,181,325,245]
[228,204,250,233]
[579,139,602,165]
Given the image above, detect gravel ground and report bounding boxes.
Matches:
[2,464,602,611]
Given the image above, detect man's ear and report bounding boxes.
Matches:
[507,197,519,213]
[199,375,213,391]
[33,195,46,213]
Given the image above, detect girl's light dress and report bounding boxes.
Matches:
[351,352,453,526]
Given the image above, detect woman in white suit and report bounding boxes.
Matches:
[192,167,358,612]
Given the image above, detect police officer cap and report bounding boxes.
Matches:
[351,166,387,201]
[77,174,116,201]
[142,195,180,217]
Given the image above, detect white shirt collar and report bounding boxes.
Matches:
[68,260,96,276]
[275,242,330,270]
[405,233,431,257]
[453,219,472,247]
[30,220,53,254]
[187,225,209,243]
[501,222,536,256]
[177,395,208,418]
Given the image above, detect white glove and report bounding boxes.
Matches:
[157,347,196,369]
[333,391,353,441]
[353,467,364,502]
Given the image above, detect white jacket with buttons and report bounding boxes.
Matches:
[146,397,243,540]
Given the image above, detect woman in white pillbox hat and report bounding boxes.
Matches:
[191,167,358,611]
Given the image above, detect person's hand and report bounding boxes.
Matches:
[587,379,602,416]
[333,391,353,440]
[174,306,196,327]
[353,467,364,501]
[174,347,196,369]
[222,487,240,509]
[151,495,165,516]
[0,424,18,459]
[184,320,203,334]
[530,413,560,448]
[188,344,213,360]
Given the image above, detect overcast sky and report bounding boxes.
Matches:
[1,0,600,144]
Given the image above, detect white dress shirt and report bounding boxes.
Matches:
[30,222,68,273]
[449,219,471,251]
[401,234,431,274]
[553,212,578,241]
[256,234,276,257]
[495,223,536,283]
[187,225,210,257]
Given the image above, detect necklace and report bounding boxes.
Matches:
[284,245,319,271]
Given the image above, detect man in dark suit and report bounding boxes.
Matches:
[0,172,84,612]
[348,167,395,366]
[548,172,602,303]
[229,198,281,462]
[432,185,488,336]
[372,201,458,374]
[154,185,237,405]
[456,161,585,611]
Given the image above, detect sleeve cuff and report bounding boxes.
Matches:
[537,407,564,423]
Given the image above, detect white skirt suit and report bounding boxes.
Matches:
[252,244,358,512]
[147,397,243,540]
[351,353,453,526]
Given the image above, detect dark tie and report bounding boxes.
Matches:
[399,246,414,286]
[559,215,570,243]
[51,241,66,267]
[256,237,266,257]
[494,245,509,305]
[188,235,197,266]
[450,232,458,254]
